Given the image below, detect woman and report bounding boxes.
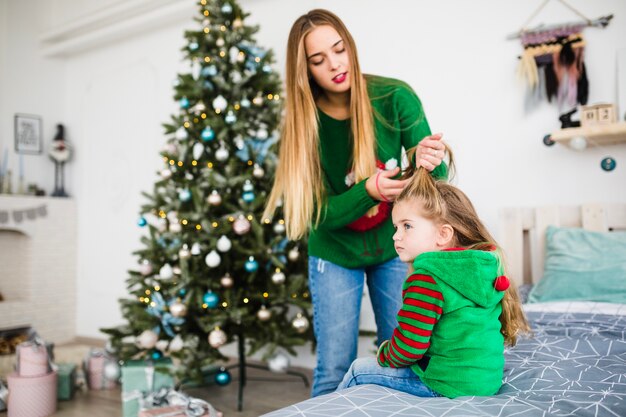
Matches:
[264,9,446,396]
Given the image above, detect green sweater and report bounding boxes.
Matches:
[378,249,506,398]
[309,75,447,268]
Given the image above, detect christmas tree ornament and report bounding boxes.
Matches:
[292,313,309,334]
[179,97,190,109]
[138,217,148,227]
[175,127,188,140]
[214,367,231,385]
[203,291,219,308]
[201,127,215,142]
[169,222,182,233]
[267,352,290,373]
[252,164,265,178]
[168,335,184,352]
[156,340,169,352]
[224,110,237,124]
[208,328,227,348]
[192,102,206,113]
[192,142,205,160]
[242,179,254,192]
[244,256,259,272]
[185,172,194,180]
[172,265,182,276]
[233,216,251,235]
[152,350,163,360]
[229,46,240,63]
[216,235,232,252]
[262,64,272,73]
[202,65,218,77]
[220,274,234,288]
[207,190,222,206]
[216,38,225,47]
[221,3,233,14]
[205,250,221,268]
[156,219,167,232]
[137,330,159,349]
[601,157,616,172]
[273,222,285,234]
[242,191,255,203]
[179,189,192,202]
[179,244,191,260]
[189,41,199,51]
[103,361,121,381]
[139,260,153,276]
[160,169,173,179]
[167,211,179,221]
[232,17,243,28]
[231,71,242,83]
[240,98,251,108]
[159,264,174,280]
[252,95,263,106]
[169,301,188,318]
[257,305,271,321]
[288,247,300,261]
[212,95,228,112]
[215,144,229,161]
[191,242,202,255]
[271,269,286,285]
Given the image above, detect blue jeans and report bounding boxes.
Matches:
[337,357,441,397]
[308,255,407,397]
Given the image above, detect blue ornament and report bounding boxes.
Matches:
[543,134,555,146]
[201,65,218,77]
[138,217,148,227]
[221,3,233,14]
[215,368,231,385]
[262,64,272,73]
[179,189,192,202]
[244,256,259,272]
[242,191,255,203]
[203,80,214,91]
[180,97,190,109]
[201,127,215,142]
[189,41,199,51]
[203,291,219,308]
[601,157,616,172]
[152,350,163,360]
[179,288,187,297]
[240,98,251,108]
[224,111,236,124]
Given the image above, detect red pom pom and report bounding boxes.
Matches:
[494,275,510,292]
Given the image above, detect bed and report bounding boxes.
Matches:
[262,204,626,417]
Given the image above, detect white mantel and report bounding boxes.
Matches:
[0,195,77,344]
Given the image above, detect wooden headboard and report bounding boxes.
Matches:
[498,204,626,287]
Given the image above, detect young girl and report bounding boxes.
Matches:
[263,9,447,396]
[337,150,530,398]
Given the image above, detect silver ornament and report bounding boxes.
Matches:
[288,248,300,261]
[205,250,221,268]
[257,306,272,321]
[169,301,188,318]
[179,244,191,260]
[103,361,121,381]
[215,145,229,161]
[216,235,232,252]
[253,164,265,178]
[257,129,268,140]
[208,328,227,348]
[159,264,174,280]
[271,270,286,285]
[175,127,188,140]
[191,242,202,255]
[212,95,228,112]
[292,313,309,334]
[273,222,285,234]
[137,330,159,349]
[268,353,290,373]
[160,169,173,179]
[169,222,182,233]
[220,274,234,288]
[192,142,205,160]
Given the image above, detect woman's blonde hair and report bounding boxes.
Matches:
[263,9,377,240]
[398,147,530,346]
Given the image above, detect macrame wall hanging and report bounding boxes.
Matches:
[509,0,613,112]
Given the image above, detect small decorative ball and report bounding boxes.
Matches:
[262,64,272,73]
[253,95,263,106]
[202,65,217,77]
[138,217,147,227]
[156,219,167,232]
[268,353,290,373]
[205,250,221,268]
[256,129,268,140]
[189,41,199,51]
[233,18,243,28]
[220,274,234,288]
[273,222,285,234]
[240,98,251,108]
[601,157,616,172]
[203,291,219,308]
[242,180,254,192]
[271,270,286,285]
[208,328,227,348]
[216,235,232,252]
[216,38,225,47]
[191,242,202,255]
[169,301,188,318]
[160,169,173,179]
[168,335,184,352]
[224,111,237,124]
[494,275,510,292]
[569,136,587,151]
[253,164,265,178]
[192,142,205,160]
[179,97,190,109]
[207,190,222,206]
[215,368,231,386]
[245,256,259,272]
[231,71,242,83]
[169,222,182,233]
[233,216,251,235]
[175,127,188,140]
[179,244,191,260]
[159,264,174,280]
[292,313,309,334]
[179,189,192,202]
[201,127,215,142]
[156,340,169,352]
[151,350,163,360]
[288,248,300,262]
[103,361,121,381]
[242,191,255,203]
[139,260,153,276]
[213,95,228,112]
[215,145,229,161]
[137,330,159,349]
[257,306,271,321]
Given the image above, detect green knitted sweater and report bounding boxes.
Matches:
[308,75,447,268]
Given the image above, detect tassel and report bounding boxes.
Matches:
[577,62,589,105]
[544,62,558,102]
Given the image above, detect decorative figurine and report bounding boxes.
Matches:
[49,124,72,197]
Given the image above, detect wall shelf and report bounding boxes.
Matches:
[549,122,626,148]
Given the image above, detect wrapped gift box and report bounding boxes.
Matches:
[138,405,211,417]
[122,359,175,417]
[84,349,116,390]
[16,341,51,377]
[7,370,57,417]
[56,363,77,401]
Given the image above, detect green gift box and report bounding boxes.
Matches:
[121,359,175,417]
[56,363,77,400]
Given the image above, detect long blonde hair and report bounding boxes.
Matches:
[398,147,530,346]
[263,9,377,240]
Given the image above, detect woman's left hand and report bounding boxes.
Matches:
[416,133,445,171]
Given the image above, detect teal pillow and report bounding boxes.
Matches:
[527,226,626,303]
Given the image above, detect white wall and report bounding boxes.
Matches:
[2,0,626,367]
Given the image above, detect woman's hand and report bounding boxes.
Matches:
[365,167,408,202]
[416,133,445,171]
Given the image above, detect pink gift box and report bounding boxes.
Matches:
[7,370,57,417]
[16,342,50,377]
[87,354,116,390]
[138,405,211,417]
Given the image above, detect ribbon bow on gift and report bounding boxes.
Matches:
[146,292,186,338]
[141,387,220,417]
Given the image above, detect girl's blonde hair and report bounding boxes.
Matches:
[263,9,377,240]
[398,147,530,346]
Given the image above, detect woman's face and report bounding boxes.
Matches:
[304,25,351,95]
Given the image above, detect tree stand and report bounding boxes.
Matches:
[225,329,309,411]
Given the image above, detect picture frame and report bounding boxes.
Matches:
[14,113,42,154]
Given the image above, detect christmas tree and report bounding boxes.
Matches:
[102,0,312,384]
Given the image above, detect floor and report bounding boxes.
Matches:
[1,360,313,417]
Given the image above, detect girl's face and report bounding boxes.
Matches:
[392,200,452,263]
[304,25,351,95]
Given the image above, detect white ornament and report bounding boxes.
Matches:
[208,328,227,348]
[273,223,285,234]
[103,361,121,381]
[257,129,268,140]
[168,335,184,352]
[156,219,167,232]
[205,250,221,268]
[173,266,182,275]
[169,222,182,233]
[137,330,159,349]
[139,260,153,276]
[231,71,242,83]
[216,235,232,252]
[207,190,222,206]
[220,274,234,288]
[161,169,173,179]
[253,95,263,106]
[570,136,587,151]
[268,353,290,373]
[385,158,398,170]
[167,211,179,221]
[212,95,228,112]
[156,340,169,352]
[292,313,309,334]
[229,47,240,63]
[185,172,194,180]
[257,306,272,321]
[288,247,300,261]
[193,142,205,160]
[191,242,202,255]
[234,136,245,149]
[233,18,243,28]
[159,264,174,279]
[253,164,265,178]
[271,270,286,284]
[216,38,225,47]
[179,244,191,260]
[191,61,201,79]
[215,145,229,161]
[169,301,188,318]
[175,127,188,140]
[233,216,251,235]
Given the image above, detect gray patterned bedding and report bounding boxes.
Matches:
[263,308,626,417]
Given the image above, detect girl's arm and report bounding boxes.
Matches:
[378,273,443,368]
